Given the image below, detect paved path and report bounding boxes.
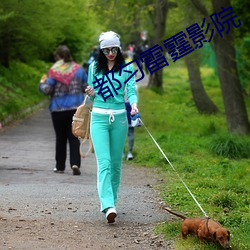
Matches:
[0,106,164,223]
[0,73,174,250]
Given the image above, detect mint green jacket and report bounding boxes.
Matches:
[87,62,138,110]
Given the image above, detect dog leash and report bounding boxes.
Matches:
[139,118,209,218]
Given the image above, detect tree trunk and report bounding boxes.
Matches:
[212,0,250,134]
[147,0,169,89]
[185,52,219,114]
[184,1,218,114]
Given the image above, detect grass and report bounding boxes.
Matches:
[128,61,250,250]
[0,60,50,123]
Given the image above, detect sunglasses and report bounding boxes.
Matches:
[102,47,119,55]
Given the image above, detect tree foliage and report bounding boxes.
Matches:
[232,0,250,95]
[91,0,156,47]
[0,0,249,134]
[0,0,99,67]
[232,0,250,38]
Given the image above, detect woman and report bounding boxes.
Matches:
[86,31,138,223]
[39,45,88,175]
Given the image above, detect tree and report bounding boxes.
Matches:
[233,0,250,96]
[185,52,219,114]
[147,0,177,89]
[183,0,219,114]
[91,0,156,47]
[0,0,98,66]
[191,0,250,134]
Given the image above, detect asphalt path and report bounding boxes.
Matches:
[0,107,166,223]
[0,73,173,249]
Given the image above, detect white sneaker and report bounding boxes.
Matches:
[53,168,64,173]
[105,207,117,223]
[127,152,133,160]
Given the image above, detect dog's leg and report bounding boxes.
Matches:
[181,231,188,239]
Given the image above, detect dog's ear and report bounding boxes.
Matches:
[227,230,230,240]
[213,231,217,240]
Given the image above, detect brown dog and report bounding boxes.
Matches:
[162,207,231,249]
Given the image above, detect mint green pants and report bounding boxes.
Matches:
[90,111,128,212]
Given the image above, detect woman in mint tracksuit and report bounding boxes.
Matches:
[86,31,138,223]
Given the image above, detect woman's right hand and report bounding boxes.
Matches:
[85,86,96,97]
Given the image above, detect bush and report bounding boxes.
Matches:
[210,135,250,159]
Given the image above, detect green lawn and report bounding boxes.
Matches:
[127,62,250,250]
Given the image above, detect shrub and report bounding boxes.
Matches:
[210,135,250,159]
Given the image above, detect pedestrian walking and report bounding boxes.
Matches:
[85,31,139,223]
[39,45,88,175]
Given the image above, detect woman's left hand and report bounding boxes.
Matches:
[131,103,138,116]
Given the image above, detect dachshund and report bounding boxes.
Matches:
[162,206,231,249]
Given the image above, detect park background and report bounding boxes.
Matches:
[0,0,249,249]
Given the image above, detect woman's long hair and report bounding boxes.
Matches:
[95,48,125,74]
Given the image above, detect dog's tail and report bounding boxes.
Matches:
[162,206,187,220]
